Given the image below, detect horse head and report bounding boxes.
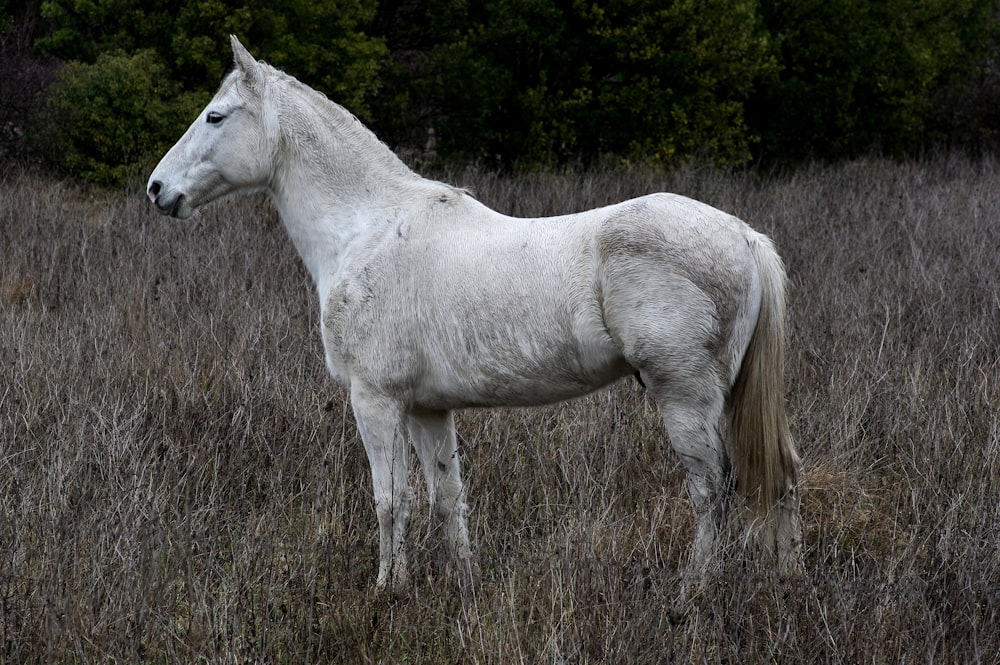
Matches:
[147,36,277,218]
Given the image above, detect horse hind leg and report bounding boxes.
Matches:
[645,373,732,584]
[408,410,474,586]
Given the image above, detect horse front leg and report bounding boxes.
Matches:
[350,384,413,593]
[408,410,474,585]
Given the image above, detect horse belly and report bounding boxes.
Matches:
[415,315,631,410]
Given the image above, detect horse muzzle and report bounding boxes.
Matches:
[147,180,188,218]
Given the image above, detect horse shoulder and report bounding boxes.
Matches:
[317,208,449,393]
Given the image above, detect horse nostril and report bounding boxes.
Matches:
[148,180,162,198]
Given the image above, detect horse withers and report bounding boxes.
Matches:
[148,36,803,594]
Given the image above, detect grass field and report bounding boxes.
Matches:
[1,154,998,662]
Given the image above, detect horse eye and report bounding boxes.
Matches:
[206,111,225,124]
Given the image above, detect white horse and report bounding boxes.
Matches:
[148,36,802,592]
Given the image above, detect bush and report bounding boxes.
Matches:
[29,49,208,185]
[750,0,1000,161]
[0,11,58,158]
[375,0,775,168]
[37,0,387,118]
[23,0,1000,174]
[30,0,387,183]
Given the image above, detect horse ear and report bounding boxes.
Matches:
[230,35,258,77]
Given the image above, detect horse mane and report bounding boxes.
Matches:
[255,61,469,199]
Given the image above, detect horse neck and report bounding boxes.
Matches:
[265,82,422,286]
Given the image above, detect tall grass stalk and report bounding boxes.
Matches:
[2,154,998,662]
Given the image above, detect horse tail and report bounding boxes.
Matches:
[730,233,800,531]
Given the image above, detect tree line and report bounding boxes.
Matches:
[1,0,998,184]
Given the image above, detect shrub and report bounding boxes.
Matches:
[0,11,58,158]
[375,0,775,168]
[29,49,208,185]
[37,0,387,118]
[750,0,1000,161]
[31,0,387,183]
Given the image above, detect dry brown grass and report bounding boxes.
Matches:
[1,153,998,662]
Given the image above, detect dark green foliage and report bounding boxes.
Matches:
[30,0,386,184]
[376,0,774,167]
[371,0,1000,166]
[37,0,386,111]
[0,6,58,158]
[11,0,1000,181]
[751,0,1000,161]
[29,49,208,185]
[170,0,387,117]
[575,0,773,164]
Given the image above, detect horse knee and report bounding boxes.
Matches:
[430,474,470,552]
[430,464,464,505]
[374,489,412,524]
